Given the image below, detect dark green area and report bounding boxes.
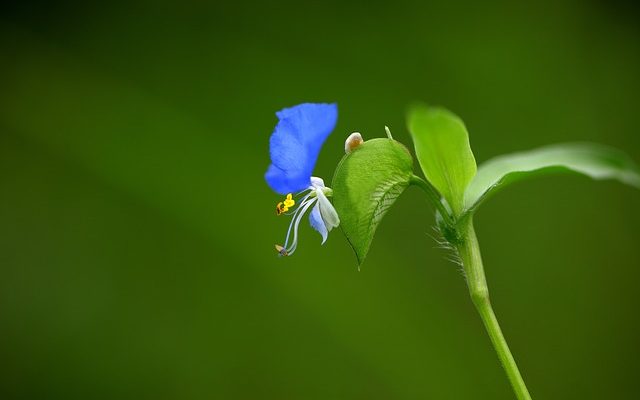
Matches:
[1,1,639,398]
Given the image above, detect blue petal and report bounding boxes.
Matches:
[309,202,329,244]
[265,103,338,194]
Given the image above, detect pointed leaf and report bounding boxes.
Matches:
[464,142,640,214]
[332,138,413,266]
[407,105,477,215]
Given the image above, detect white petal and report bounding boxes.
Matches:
[309,202,329,244]
[310,176,325,188]
[316,189,340,230]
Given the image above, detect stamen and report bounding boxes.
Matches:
[272,187,319,257]
[283,193,295,208]
[283,191,312,216]
[277,192,302,216]
[283,197,316,256]
[274,244,288,256]
[283,195,314,247]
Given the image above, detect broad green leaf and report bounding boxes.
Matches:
[464,143,640,214]
[407,105,477,215]
[332,138,413,266]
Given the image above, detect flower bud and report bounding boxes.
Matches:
[344,132,363,154]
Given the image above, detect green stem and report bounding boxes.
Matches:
[457,220,532,400]
[409,175,453,226]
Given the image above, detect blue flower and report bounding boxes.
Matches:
[265,103,340,256]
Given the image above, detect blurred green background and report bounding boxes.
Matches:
[1,0,639,398]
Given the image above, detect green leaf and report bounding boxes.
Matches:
[332,138,414,266]
[407,105,477,215]
[464,143,640,214]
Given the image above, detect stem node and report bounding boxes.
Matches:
[470,286,490,308]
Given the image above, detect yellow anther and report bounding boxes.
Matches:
[276,194,295,216]
[283,193,295,208]
[275,244,289,256]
